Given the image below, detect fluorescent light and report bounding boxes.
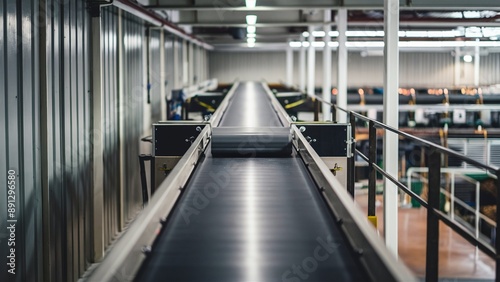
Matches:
[463,55,473,62]
[247,42,255,48]
[288,40,500,49]
[329,31,339,37]
[247,26,256,34]
[346,30,385,37]
[405,31,429,37]
[246,15,257,25]
[245,0,256,8]
[247,33,256,38]
[302,31,309,37]
[463,11,481,19]
[312,31,326,37]
[347,41,385,48]
[465,27,482,38]
[247,38,256,44]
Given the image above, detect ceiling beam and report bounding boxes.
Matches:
[146,4,500,11]
[179,21,500,28]
[178,22,326,27]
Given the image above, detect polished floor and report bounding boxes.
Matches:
[354,192,495,281]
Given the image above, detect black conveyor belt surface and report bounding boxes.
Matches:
[218,82,282,127]
[135,82,368,281]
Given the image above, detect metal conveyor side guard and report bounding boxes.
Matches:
[292,124,417,282]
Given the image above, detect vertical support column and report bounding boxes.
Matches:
[188,42,194,86]
[91,12,104,262]
[383,0,399,256]
[426,150,441,281]
[286,45,293,87]
[454,47,460,87]
[160,30,166,120]
[322,10,332,121]
[474,40,480,87]
[307,25,316,98]
[336,9,348,123]
[174,39,180,89]
[299,35,306,93]
[182,40,188,87]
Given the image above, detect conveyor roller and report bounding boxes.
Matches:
[211,127,292,157]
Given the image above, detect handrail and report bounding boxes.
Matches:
[310,93,500,281]
[313,94,498,172]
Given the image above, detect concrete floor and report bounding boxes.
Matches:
[354,191,495,281]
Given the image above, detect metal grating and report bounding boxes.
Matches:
[489,141,500,168]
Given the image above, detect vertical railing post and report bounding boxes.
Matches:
[368,120,377,218]
[331,105,337,123]
[314,98,320,121]
[495,169,500,280]
[426,149,441,282]
[347,112,356,197]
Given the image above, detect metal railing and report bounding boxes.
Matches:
[311,94,500,282]
[407,168,497,250]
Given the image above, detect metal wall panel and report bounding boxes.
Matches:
[399,52,455,88]
[209,51,500,88]
[121,12,144,220]
[149,28,162,122]
[164,34,175,100]
[0,1,42,282]
[480,53,500,86]
[101,6,121,248]
[42,0,92,281]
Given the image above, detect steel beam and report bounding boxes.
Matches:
[474,39,480,87]
[322,10,332,121]
[336,9,348,123]
[383,0,400,257]
[286,45,293,87]
[307,26,315,98]
[299,35,306,93]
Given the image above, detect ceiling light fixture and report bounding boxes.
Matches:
[247,26,256,34]
[247,38,256,44]
[246,15,257,25]
[288,40,500,49]
[245,0,256,8]
[463,55,473,62]
[247,33,256,38]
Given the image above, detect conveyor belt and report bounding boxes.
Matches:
[135,82,369,281]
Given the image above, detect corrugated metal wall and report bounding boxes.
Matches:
[164,34,175,100]
[121,12,144,221]
[149,29,162,122]
[1,1,208,281]
[101,6,121,248]
[481,53,500,86]
[209,50,500,88]
[43,0,93,281]
[0,1,43,282]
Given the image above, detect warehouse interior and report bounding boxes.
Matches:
[2,0,500,281]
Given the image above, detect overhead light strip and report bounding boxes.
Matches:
[301,27,500,39]
[245,0,256,8]
[289,40,500,48]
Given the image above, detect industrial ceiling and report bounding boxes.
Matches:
[135,0,500,50]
